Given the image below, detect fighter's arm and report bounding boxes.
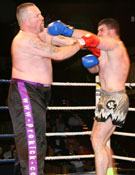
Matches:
[38,28,76,46]
[67,28,118,51]
[51,35,77,46]
[87,66,99,74]
[81,54,99,74]
[47,21,119,51]
[28,37,80,61]
[74,30,119,52]
[72,29,91,38]
[47,21,101,57]
[96,37,119,51]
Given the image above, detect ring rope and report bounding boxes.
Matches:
[0,79,10,83]
[1,154,135,163]
[0,80,97,86]
[47,106,95,110]
[113,155,135,162]
[0,106,95,110]
[1,79,135,88]
[0,132,92,138]
[113,131,135,137]
[53,82,97,86]
[1,131,135,138]
[1,106,135,111]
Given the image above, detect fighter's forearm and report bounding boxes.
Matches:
[87,65,99,74]
[72,29,92,39]
[51,35,76,46]
[52,42,80,61]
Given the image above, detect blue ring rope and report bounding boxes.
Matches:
[0,80,10,83]
[0,134,15,138]
[0,106,8,110]
[0,159,15,163]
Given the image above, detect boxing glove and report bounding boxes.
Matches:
[88,47,100,58]
[82,54,99,68]
[47,20,74,37]
[78,33,100,48]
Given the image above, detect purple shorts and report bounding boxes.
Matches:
[8,78,51,175]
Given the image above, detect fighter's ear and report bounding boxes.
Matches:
[110,28,116,37]
[22,18,27,26]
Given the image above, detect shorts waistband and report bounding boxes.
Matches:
[11,78,51,87]
[101,89,126,95]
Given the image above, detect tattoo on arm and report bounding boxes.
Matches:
[57,35,66,40]
[29,39,46,51]
[29,39,59,55]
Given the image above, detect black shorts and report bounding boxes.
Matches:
[8,78,51,175]
[94,89,129,127]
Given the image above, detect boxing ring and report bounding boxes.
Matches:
[0,78,135,175]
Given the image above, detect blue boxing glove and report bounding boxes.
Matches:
[82,54,99,68]
[47,20,74,37]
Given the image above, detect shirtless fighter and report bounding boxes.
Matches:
[8,2,81,175]
[47,18,130,175]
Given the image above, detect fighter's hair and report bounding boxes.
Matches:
[98,18,120,36]
[16,2,35,27]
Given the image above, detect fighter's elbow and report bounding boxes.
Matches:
[87,66,99,74]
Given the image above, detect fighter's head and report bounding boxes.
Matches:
[16,2,44,33]
[97,18,120,37]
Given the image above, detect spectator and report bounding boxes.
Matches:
[65,143,76,173]
[9,148,17,159]
[0,146,4,159]
[67,143,84,173]
[77,144,91,171]
[50,136,66,156]
[56,112,66,132]
[3,143,15,159]
[68,112,83,131]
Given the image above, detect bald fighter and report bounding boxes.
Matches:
[8,3,81,175]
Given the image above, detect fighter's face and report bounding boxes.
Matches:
[27,6,44,33]
[97,24,111,37]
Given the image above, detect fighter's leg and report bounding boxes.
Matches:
[8,82,51,175]
[91,118,115,175]
[104,126,116,169]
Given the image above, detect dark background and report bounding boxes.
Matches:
[0,0,135,103]
[0,0,135,80]
[0,0,135,173]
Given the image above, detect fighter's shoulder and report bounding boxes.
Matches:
[115,40,127,54]
[13,32,39,50]
[110,38,123,50]
[13,31,31,43]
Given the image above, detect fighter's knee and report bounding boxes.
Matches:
[91,136,97,150]
[91,136,104,151]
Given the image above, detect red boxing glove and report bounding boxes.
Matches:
[88,47,100,58]
[78,33,100,48]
